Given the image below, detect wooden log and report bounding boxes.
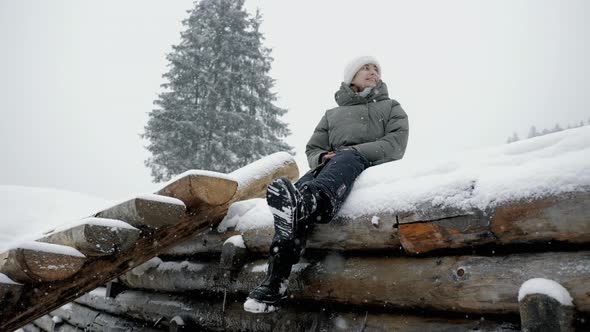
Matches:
[242,213,401,253]
[95,195,186,230]
[219,235,249,273]
[52,302,159,332]
[38,218,140,256]
[157,172,238,209]
[230,152,299,202]
[399,213,495,254]
[75,289,519,332]
[30,314,55,332]
[519,294,574,332]
[0,243,85,283]
[491,192,590,244]
[22,323,42,332]
[0,273,23,318]
[120,251,590,315]
[162,230,238,257]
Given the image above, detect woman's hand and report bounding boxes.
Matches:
[322,151,336,162]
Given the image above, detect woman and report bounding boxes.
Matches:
[244,56,409,313]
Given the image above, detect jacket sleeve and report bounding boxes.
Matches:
[305,114,331,169]
[351,104,409,165]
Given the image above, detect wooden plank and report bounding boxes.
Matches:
[157,173,238,208]
[491,192,590,244]
[52,302,159,332]
[38,219,140,256]
[120,251,590,315]
[75,289,519,332]
[242,213,401,253]
[95,196,186,230]
[0,243,86,283]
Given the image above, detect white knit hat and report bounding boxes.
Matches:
[343,56,381,85]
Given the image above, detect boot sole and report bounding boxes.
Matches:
[266,177,299,241]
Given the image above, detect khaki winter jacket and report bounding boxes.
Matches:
[306,81,409,168]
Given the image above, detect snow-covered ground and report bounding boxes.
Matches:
[1,126,589,250]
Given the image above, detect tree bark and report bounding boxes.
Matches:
[75,289,519,332]
[120,251,590,315]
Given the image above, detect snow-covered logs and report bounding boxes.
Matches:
[38,218,140,256]
[119,251,590,315]
[74,289,519,332]
[2,152,299,331]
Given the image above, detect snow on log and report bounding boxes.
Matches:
[30,314,56,332]
[38,219,140,256]
[161,230,238,257]
[22,324,42,332]
[0,273,22,318]
[219,235,248,273]
[0,242,85,283]
[157,171,238,208]
[76,291,517,332]
[52,302,160,332]
[491,192,590,244]
[75,289,519,332]
[518,278,575,332]
[95,196,186,229]
[120,251,590,315]
[229,152,299,202]
[242,213,401,253]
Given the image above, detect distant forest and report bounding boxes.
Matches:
[506,118,590,143]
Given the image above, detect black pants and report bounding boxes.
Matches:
[272,149,370,263]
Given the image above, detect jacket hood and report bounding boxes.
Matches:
[334,80,390,106]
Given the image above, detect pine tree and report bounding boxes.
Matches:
[143,0,293,182]
[506,132,519,144]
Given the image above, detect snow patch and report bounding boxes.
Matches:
[9,241,85,258]
[243,298,278,313]
[45,217,137,235]
[135,193,186,207]
[157,260,205,273]
[224,235,246,248]
[518,278,574,306]
[88,287,107,297]
[231,152,294,189]
[160,169,236,190]
[131,257,162,276]
[339,126,590,218]
[251,263,268,273]
[217,198,273,232]
[0,273,20,285]
[371,215,380,226]
[52,315,63,324]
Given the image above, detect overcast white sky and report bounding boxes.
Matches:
[1,0,589,200]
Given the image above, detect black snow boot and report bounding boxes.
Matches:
[244,252,293,313]
[265,177,319,241]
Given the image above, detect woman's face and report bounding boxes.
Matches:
[351,63,380,90]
